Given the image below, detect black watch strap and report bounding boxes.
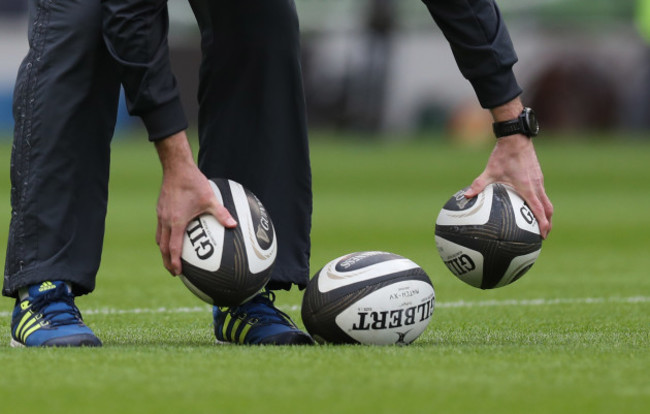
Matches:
[492,119,524,138]
[492,107,539,138]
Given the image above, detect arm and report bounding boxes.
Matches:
[421,0,521,108]
[101,0,187,140]
[423,0,553,237]
[101,1,236,274]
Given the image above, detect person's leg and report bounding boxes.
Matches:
[189,0,312,291]
[4,0,120,298]
[4,0,120,347]
[188,0,313,345]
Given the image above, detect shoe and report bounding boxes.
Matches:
[10,281,102,347]
[213,290,314,345]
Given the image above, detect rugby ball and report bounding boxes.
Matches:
[180,178,277,306]
[434,183,542,289]
[301,251,435,345]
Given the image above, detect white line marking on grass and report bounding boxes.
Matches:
[436,296,650,309]
[0,296,647,318]
[85,306,211,315]
[0,306,212,319]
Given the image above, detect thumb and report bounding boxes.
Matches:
[212,203,238,228]
[464,175,490,199]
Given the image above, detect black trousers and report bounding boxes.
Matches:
[189,0,312,291]
[3,0,311,297]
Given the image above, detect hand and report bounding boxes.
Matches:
[463,98,553,238]
[154,131,237,275]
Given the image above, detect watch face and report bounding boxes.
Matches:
[525,108,539,136]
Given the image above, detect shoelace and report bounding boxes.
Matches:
[226,290,297,328]
[27,284,83,327]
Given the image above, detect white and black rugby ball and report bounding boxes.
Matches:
[301,251,435,345]
[180,178,277,307]
[434,183,542,289]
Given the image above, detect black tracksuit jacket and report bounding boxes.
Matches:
[101,0,522,140]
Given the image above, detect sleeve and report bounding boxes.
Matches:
[421,0,522,108]
[101,0,188,141]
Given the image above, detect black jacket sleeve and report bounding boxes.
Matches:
[422,0,522,108]
[101,0,187,140]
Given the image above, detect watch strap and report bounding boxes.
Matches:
[492,119,524,138]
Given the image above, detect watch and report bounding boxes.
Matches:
[492,107,539,138]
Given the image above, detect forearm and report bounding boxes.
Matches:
[490,96,525,122]
[101,0,187,140]
[154,131,196,173]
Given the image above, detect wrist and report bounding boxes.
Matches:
[495,133,533,149]
[490,98,524,123]
[155,131,195,172]
[491,101,539,139]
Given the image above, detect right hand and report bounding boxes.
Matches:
[463,98,553,239]
[463,134,553,239]
[154,131,237,275]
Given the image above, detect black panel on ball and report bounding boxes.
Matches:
[246,192,275,251]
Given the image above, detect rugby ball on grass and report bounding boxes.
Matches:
[180,178,276,306]
[301,251,435,345]
[434,183,542,289]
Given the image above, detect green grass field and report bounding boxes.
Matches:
[0,131,648,413]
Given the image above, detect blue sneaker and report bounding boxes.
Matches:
[10,281,102,347]
[213,290,314,345]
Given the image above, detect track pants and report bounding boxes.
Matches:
[3,0,120,297]
[188,0,312,290]
[3,0,311,296]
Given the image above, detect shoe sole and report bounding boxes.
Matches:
[214,332,315,346]
[258,331,315,346]
[10,335,102,348]
[10,338,24,348]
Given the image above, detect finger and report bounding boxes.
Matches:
[523,193,550,240]
[213,203,237,228]
[168,223,184,276]
[155,215,162,246]
[539,192,554,238]
[158,224,173,275]
[464,174,490,199]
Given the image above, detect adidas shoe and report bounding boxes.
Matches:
[10,281,102,347]
[213,290,314,345]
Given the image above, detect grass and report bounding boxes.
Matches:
[0,131,648,413]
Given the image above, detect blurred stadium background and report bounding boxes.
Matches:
[1,0,648,140]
